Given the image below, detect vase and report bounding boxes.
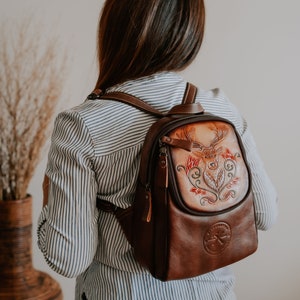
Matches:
[0,195,63,300]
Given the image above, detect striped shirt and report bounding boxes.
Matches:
[37,72,278,299]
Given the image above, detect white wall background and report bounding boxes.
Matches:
[1,0,299,299]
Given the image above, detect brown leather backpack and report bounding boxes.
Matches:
[93,83,258,281]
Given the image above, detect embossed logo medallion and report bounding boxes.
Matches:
[204,222,232,255]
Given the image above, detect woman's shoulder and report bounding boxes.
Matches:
[60,98,119,117]
[56,97,138,126]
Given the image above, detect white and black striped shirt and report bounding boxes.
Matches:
[37,72,278,299]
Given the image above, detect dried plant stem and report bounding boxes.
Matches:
[0,19,68,200]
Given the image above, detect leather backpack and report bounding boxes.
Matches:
[92,83,258,281]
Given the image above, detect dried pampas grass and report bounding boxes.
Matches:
[0,19,68,200]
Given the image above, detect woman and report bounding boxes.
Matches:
[37,0,278,299]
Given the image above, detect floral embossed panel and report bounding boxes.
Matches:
[169,121,249,212]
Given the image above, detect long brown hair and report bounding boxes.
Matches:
[95,0,205,90]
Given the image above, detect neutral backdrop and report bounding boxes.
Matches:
[1,0,299,299]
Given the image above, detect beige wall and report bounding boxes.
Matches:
[1,0,299,299]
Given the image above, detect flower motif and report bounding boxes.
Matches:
[222,148,237,161]
[191,187,206,195]
[186,156,200,174]
[226,177,239,189]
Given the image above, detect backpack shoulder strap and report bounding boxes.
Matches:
[99,91,164,117]
[88,83,203,116]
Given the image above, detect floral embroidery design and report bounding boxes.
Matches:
[176,124,241,206]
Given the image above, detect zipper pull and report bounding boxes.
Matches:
[159,145,168,188]
[142,185,152,223]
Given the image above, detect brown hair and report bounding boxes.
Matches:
[95,0,205,90]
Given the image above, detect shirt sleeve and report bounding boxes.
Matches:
[240,118,278,231]
[37,109,99,278]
